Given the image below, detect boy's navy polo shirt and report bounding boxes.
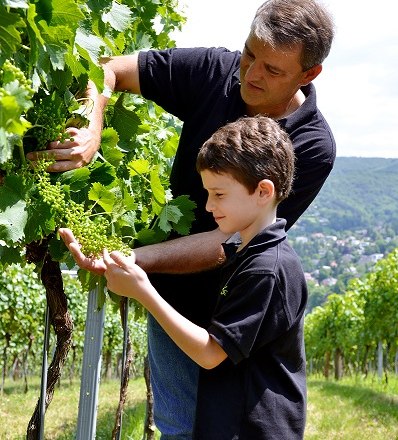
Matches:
[138,47,334,326]
[194,219,308,439]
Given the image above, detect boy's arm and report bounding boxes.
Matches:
[103,249,228,369]
[26,54,141,172]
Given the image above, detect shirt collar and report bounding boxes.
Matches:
[222,218,287,259]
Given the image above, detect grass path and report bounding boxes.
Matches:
[1,376,397,439]
[306,377,398,439]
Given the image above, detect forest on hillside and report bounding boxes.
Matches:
[291,157,398,235]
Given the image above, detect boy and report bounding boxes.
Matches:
[102,116,308,439]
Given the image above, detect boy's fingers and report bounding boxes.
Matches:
[109,251,127,269]
[102,248,111,265]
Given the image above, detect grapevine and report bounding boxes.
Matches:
[0,1,190,437]
[30,159,131,258]
[25,92,73,151]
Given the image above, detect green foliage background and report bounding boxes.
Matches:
[0,0,192,394]
[0,0,195,279]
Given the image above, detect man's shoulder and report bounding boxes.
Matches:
[140,46,240,67]
[283,84,336,165]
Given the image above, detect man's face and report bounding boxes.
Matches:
[240,33,313,117]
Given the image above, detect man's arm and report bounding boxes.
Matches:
[26,54,141,172]
[58,227,229,276]
[134,228,228,273]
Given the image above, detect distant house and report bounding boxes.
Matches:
[321,277,337,287]
[358,254,384,265]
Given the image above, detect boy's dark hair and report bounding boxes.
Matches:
[252,0,335,71]
[196,116,295,204]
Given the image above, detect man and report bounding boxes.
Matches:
[43,0,335,437]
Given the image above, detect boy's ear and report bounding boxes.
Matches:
[257,179,275,204]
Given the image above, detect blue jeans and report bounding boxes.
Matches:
[147,313,199,440]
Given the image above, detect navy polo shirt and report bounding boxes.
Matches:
[138,47,335,326]
[194,219,308,439]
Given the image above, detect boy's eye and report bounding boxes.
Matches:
[215,193,224,198]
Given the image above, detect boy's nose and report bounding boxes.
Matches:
[205,199,214,212]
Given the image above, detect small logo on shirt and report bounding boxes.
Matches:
[220,285,228,296]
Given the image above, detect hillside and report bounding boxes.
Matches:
[291,157,398,235]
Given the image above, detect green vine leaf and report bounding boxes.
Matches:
[168,195,196,236]
[0,7,25,58]
[158,204,182,233]
[102,1,133,32]
[59,167,91,192]
[109,95,141,143]
[128,158,150,176]
[150,167,166,215]
[101,127,123,166]
[0,193,27,245]
[89,182,116,213]
[89,161,116,186]
[36,0,84,29]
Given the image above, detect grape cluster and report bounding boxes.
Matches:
[64,203,131,258]
[31,159,130,258]
[27,92,72,150]
[0,59,34,97]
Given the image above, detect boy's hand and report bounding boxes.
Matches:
[58,228,106,275]
[103,249,152,300]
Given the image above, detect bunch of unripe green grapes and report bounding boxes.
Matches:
[0,59,35,97]
[32,159,131,258]
[26,92,73,150]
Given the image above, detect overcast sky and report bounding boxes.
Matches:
[170,0,398,158]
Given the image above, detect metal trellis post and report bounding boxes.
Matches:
[76,287,106,440]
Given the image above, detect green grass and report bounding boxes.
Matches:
[0,376,159,440]
[306,375,398,440]
[1,375,397,439]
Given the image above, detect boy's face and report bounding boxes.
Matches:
[201,169,262,236]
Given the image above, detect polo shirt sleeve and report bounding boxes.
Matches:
[276,84,336,230]
[138,47,236,121]
[208,271,289,365]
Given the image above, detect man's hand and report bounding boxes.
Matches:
[58,228,106,275]
[26,126,100,172]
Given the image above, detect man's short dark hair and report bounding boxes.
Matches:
[251,0,335,70]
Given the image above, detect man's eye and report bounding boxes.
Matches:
[243,48,254,60]
[267,67,280,76]
[215,193,224,198]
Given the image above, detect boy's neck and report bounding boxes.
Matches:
[238,209,277,251]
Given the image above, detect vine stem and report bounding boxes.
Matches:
[18,141,26,166]
[25,238,73,440]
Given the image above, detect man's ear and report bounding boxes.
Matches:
[301,64,322,85]
[257,179,275,204]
